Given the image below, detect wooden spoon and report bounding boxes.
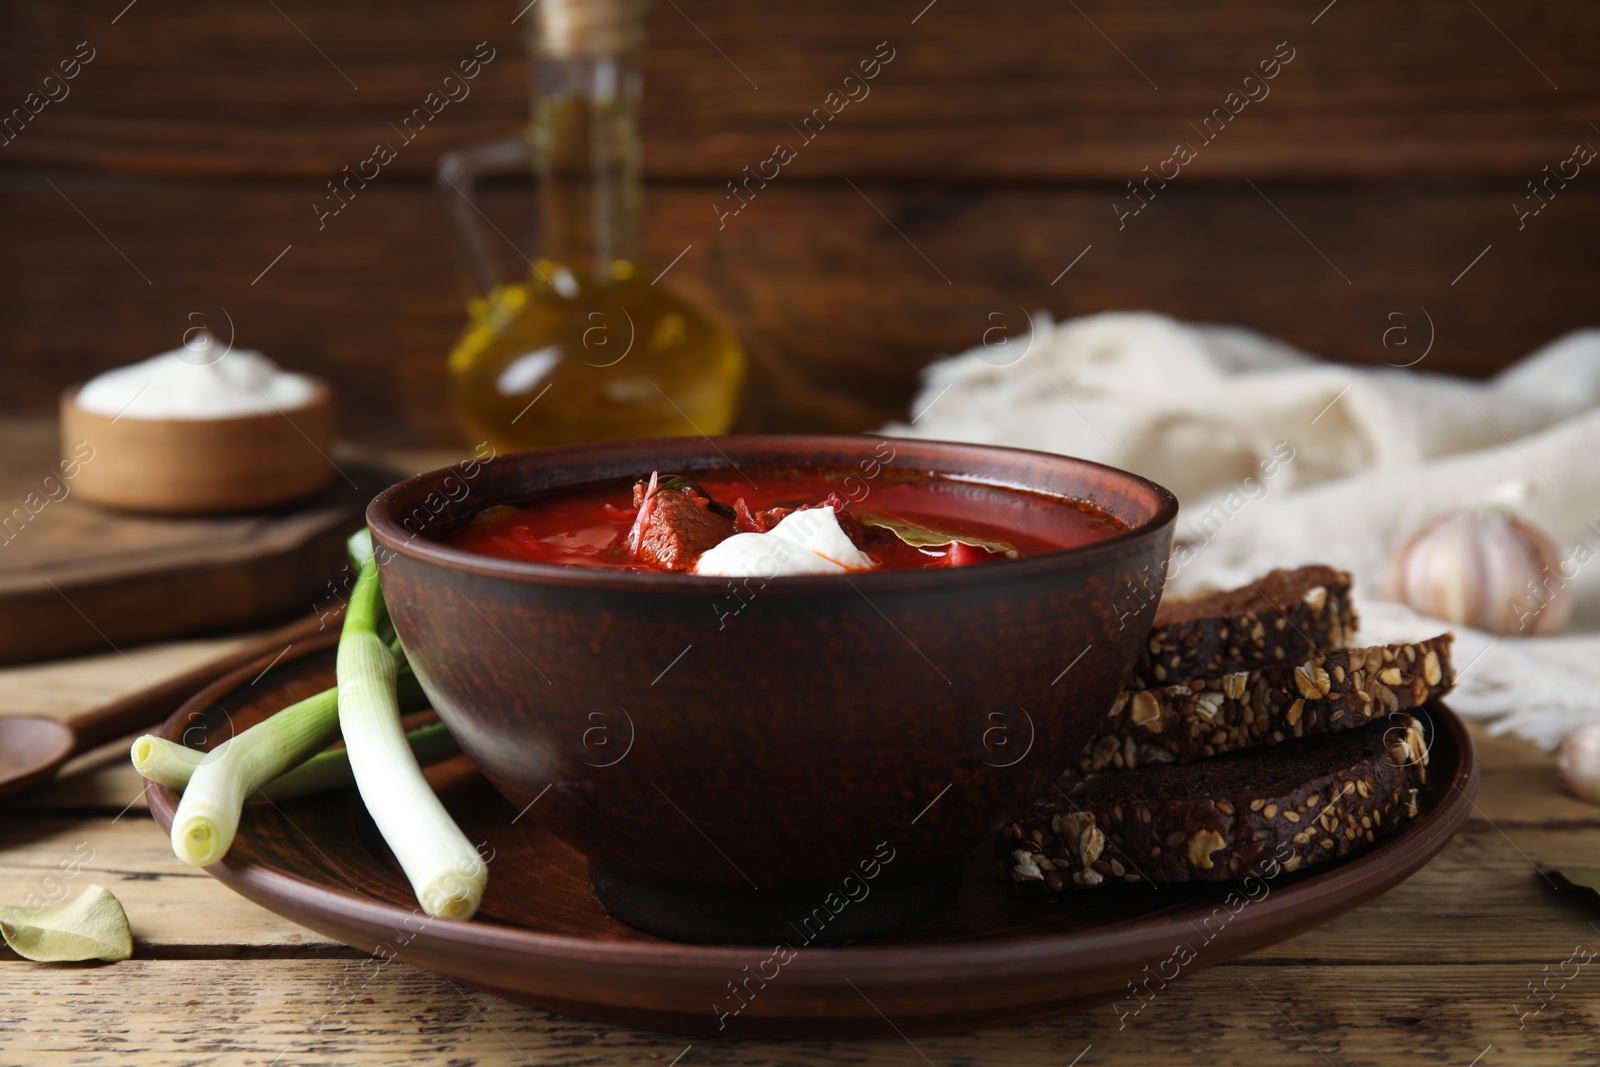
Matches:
[0,611,335,802]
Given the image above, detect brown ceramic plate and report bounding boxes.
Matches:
[145,635,1478,1039]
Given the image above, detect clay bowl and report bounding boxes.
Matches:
[60,379,335,514]
[367,435,1177,944]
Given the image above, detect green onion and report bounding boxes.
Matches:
[157,632,415,865]
[338,557,486,919]
[168,686,343,866]
[131,721,458,801]
[129,736,201,790]
[348,527,375,566]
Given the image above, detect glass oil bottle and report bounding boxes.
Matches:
[439,0,743,451]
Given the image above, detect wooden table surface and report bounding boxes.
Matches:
[3,632,1599,1065]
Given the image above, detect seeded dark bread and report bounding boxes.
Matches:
[1078,634,1454,774]
[1001,713,1430,894]
[1129,565,1356,688]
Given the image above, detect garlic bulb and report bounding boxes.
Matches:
[1386,508,1570,635]
[1558,723,1600,805]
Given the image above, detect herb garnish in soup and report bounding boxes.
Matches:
[446,470,1125,575]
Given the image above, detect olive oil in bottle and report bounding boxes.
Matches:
[441,0,743,451]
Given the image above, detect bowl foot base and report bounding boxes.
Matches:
[590,863,964,946]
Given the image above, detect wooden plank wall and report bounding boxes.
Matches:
[1,0,1596,445]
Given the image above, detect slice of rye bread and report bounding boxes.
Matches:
[1001,713,1430,894]
[1077,633,1455,774]
[1129,565,1356,689]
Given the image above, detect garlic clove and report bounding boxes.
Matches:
[1557,723,1600,806]
[1386,508,1571,636]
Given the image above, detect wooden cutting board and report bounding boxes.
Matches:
[0,420,400,666]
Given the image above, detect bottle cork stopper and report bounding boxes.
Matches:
[538,0,646,56]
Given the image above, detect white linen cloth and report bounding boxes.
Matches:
[886,311,1600,748]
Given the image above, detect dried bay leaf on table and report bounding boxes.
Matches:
[1553,868,1600,889]
[0,884,133,962]
[1543,867,1600,911]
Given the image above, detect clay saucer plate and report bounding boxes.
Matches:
[145,634,1478,1039]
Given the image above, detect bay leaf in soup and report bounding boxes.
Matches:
[858,510,1017,555]
[0,884,133,962]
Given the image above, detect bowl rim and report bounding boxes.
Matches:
[366,434,1179,592]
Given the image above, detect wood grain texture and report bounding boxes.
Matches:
[2,178,1595,445]
[2,620,1598,1060]
[0,631,254,720]
[0,818,1590,965]
[0,0,1594,180]
[0,423,388,664]
[1,0,1594,1041]
[3,1,1598,446]
[2,959,1597,1066]
[0,819,340,952]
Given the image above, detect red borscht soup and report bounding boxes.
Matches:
[446,470,1125,574]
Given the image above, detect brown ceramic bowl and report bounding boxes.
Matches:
[367,435,1177,944]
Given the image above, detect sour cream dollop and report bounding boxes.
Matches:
[74,334,316,420]
[693,506,876,577]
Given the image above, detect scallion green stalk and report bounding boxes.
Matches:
[168,687,343,866]
[131,721,458,801]
[338,558,486,919]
